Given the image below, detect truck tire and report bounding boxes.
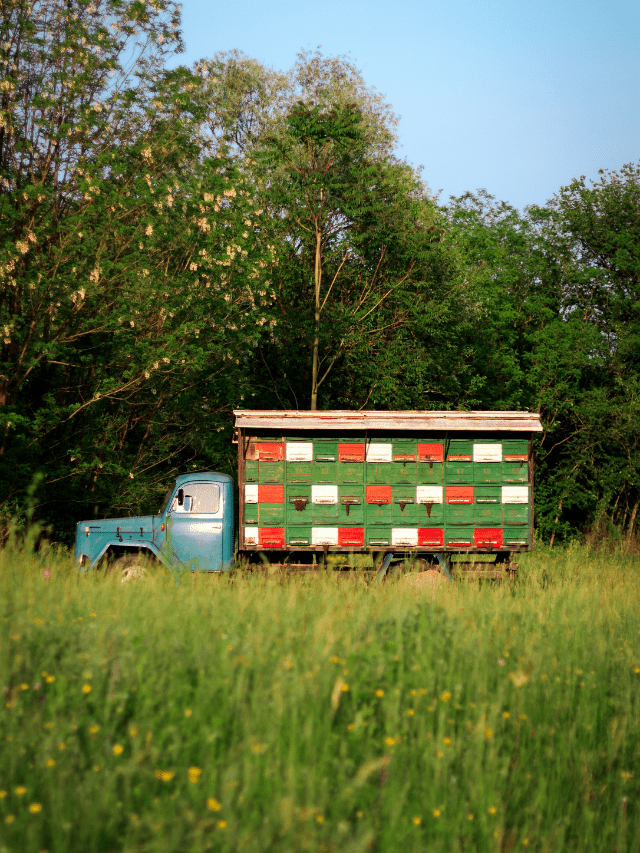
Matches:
[109,553,149,582]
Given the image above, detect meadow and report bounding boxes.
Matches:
[0,542,639,853]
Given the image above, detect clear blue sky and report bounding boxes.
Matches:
[173,0,639,210]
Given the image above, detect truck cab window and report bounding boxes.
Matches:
[171,483,220,514]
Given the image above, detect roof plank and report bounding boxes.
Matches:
[233,410,543,433]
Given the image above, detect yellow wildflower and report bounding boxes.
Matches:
[217,820,227,829]
[468,813,474,820]
[433,808,441,817]
[207,797,221,811]
[112,744,124,756]
[443,737,452,746]
[5,815,15,824]
[154,770,174,782]
[15,787,26,795]
[484,728,493,739]
[489,806,497,815]
[340,683,349,692]
[46,675,55,683]
[89,726,99,735]
[413,816,421,825]
[385,737,396,747]
[185,709,193,717]
[375,689,384,698]
[441,691,451,702]
[29,803,42,814]
[315,815,324,824]
[0,791,5,798]
[46,759,55,768]
[187,767,202,784]
[82,684,92,694]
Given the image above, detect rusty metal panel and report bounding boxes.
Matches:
[234,410,543,433]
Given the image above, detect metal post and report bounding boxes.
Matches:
[435,552,454,583]
[375,552,395,583]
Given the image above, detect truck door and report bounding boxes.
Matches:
[166,482,224,570]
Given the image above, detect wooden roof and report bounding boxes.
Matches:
[233,410,543,432]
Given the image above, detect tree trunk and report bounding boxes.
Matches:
[627,500,639,542]
[310,226,322,410]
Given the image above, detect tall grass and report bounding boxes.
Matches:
[1,542,639,852]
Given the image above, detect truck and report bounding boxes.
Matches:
[75,409,542,579]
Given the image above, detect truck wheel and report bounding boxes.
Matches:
[109,553,148,582]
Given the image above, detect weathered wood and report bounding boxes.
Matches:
[234,410,542,433]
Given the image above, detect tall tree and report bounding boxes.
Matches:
[0,0,275,535]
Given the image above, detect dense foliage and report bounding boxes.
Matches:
[1,1,638,543]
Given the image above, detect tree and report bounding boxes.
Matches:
[0,0,275,535]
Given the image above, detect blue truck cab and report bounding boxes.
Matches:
[75,472,234,572]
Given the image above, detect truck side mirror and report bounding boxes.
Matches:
[177,488,184,506]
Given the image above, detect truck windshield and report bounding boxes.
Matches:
[173,483,220,514]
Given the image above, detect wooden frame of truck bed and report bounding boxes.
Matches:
[234,411,542,566]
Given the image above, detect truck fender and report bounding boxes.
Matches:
[88,540,171,571]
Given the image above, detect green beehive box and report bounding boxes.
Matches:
[417,462,443,485]
[474,463,501,484]
[445,439,473,483]
[417,500,444,524]
[392,486,418,524]
[502,461,528,483]
[503,439,529,458]
[259,503,285,525]
[287,527,312,547]
[365,500,392,525]
[474,485,502,525]
[312,439,337,482]
[503,505,529,525]
[474,504,502,525]
[244,460,259,482]
[367,462,392,484]
[286,461,311,483]
[286,486,311,525]
[367,526,391,547]
[446,526,474,547]
[258,461,284,483]
[503,525,530,546]
[390,440,417,483]
[389,462,417,483]
[244,503,258,525]
[445,504,474,524]
[338,463,363,484]
[338,487,364,525]
[312,504,338,523]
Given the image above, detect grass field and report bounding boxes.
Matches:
[1,541,639,853]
